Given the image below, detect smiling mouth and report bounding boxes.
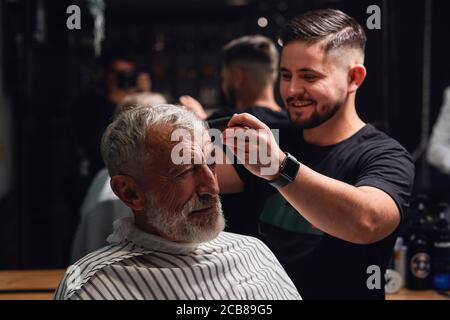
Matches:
[289,100,315,108]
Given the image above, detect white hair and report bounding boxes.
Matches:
[101,104,205,176]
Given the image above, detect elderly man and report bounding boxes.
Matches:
[55,104,300,300]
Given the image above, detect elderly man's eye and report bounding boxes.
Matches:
[177,167,194,178]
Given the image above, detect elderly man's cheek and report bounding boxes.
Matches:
[158,187,191,212]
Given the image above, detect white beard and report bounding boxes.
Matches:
[145,193,225,243]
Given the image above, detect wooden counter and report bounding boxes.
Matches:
[0,269,65,300]
[386,288,449,300]
[0,269,448,300]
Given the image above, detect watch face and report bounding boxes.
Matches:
[281,155,300,181]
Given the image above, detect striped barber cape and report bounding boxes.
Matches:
[54,217,301,300]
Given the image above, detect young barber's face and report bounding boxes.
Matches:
[280,40,349,129]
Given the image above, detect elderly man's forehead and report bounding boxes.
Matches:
[143,123,210,153]
[144,124,174,147]
[164,143,214,176]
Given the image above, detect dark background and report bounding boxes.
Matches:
[0,0,449,268]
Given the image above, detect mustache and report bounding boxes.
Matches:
[286,95,316,104]
[183,194,220,213]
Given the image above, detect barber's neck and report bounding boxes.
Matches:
[303,95,365,147]
[236,84,281,113]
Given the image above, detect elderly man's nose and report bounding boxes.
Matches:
[196,165,219,196]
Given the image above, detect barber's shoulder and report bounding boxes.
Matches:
[358,126,414,174]
[364,125,409,153]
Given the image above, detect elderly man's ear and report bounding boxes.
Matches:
[110,175,146,211]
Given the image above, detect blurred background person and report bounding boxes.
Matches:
[180,35,289,127]
[72,51,137,175]
[427,86,450,203]
[427,86,450,174]
[68,51,138,224]
[120,91,167,109]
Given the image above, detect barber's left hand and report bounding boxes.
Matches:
[222,113,286,181]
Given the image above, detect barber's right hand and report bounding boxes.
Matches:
[222,113,285,181]
[179,95,208,120]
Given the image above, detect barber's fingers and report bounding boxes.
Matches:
[222,126,274,148]
[224,129,272,158]
[222,126,258,147]
[227,113,270,130]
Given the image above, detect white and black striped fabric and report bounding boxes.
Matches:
[54,217,301,300]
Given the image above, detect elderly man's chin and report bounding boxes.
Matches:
[147,197,225,244]
[146,190,226,241]
[185,201,225,243]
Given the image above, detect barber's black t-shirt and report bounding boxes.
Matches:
[233,124,415,299]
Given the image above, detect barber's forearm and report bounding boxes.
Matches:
[278,164,384,244]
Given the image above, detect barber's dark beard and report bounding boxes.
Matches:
[288,101,342,129]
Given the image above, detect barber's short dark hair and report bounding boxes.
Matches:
[280,9,366,54]
[221,35,279,83]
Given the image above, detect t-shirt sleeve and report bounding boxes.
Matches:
[355,140,415,223]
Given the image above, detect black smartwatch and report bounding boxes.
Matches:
[268,152,301,189]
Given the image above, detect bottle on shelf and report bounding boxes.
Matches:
[407,217,432,290]
[393,237,407,288]
[431,204,450,291]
